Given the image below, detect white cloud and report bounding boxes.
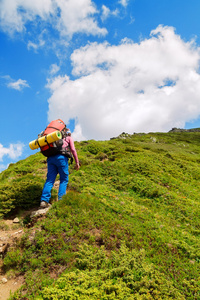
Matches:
[1,75,30,91]
[7,79,30,91]
[0,143,24,162]
[0,0,54,34]
[72,123,87,141]
[55,0,107,38]
[46,26,200,141]
[50,64,60,75]
[27,36,45,51]
[119,0,129,7]
[101,5,110,21]
[0,164,8,172]
[0,0,107,38]
[101,5,119,22]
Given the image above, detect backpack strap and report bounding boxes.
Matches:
[46,126,61,131]
[44,135,50,147]
[36,134,51,149]
[36,139,41,148]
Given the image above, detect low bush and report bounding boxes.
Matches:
[1,131,200,299]
[0,177,43,217]
[40,243,183,300]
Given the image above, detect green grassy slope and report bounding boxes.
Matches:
[0,131,200,299]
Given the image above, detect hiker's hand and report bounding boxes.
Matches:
[75,163,80,170]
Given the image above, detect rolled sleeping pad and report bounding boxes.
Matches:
[29,130,62,150]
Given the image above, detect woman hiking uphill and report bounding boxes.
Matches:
[40,128,80,208]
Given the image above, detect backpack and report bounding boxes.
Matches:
[39,119,73,162]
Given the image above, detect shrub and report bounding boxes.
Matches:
[40,243,183,299]
[0,177,43,217]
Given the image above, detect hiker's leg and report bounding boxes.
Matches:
[41,157,58,203]
[57,155,69,200]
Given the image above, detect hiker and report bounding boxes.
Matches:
[40,128,80,208]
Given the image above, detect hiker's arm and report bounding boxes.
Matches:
[68,137,80,169]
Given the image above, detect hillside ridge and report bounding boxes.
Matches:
[0,130,200,299]
[169,127,200,133]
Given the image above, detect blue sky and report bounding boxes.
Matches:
[1,0,200,171]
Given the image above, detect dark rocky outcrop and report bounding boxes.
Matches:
[169,127,200,133]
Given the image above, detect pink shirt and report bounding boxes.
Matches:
[62,136,79,164]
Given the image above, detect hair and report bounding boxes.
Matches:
[65,128,71,136]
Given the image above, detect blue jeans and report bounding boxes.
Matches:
[41,154,69,203]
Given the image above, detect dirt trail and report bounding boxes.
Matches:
[0,276,24,300]
[0,183,59,300]
[0,205,52,300]
[0,219,25,300]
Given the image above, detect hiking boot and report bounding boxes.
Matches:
[40,201,51,208]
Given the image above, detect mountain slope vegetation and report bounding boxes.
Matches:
[0,131,200,299]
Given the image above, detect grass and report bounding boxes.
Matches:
[0,131,200,299]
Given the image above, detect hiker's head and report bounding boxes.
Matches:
[67,130,71,136]
[65,128,71,136]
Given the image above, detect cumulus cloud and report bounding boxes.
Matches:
[0,0,54,34]
[49,64,60,75]
[1,75,30,91]
[0,143,24,162]
[27,35,45,51]
[55,0,107,38]
[101,5,119,22]
[0,0,107,38]
[0,164,8,172]
[46,25,200,141]
[119,0,129,7]
[7,78,30,91]
[101,5,110,21]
